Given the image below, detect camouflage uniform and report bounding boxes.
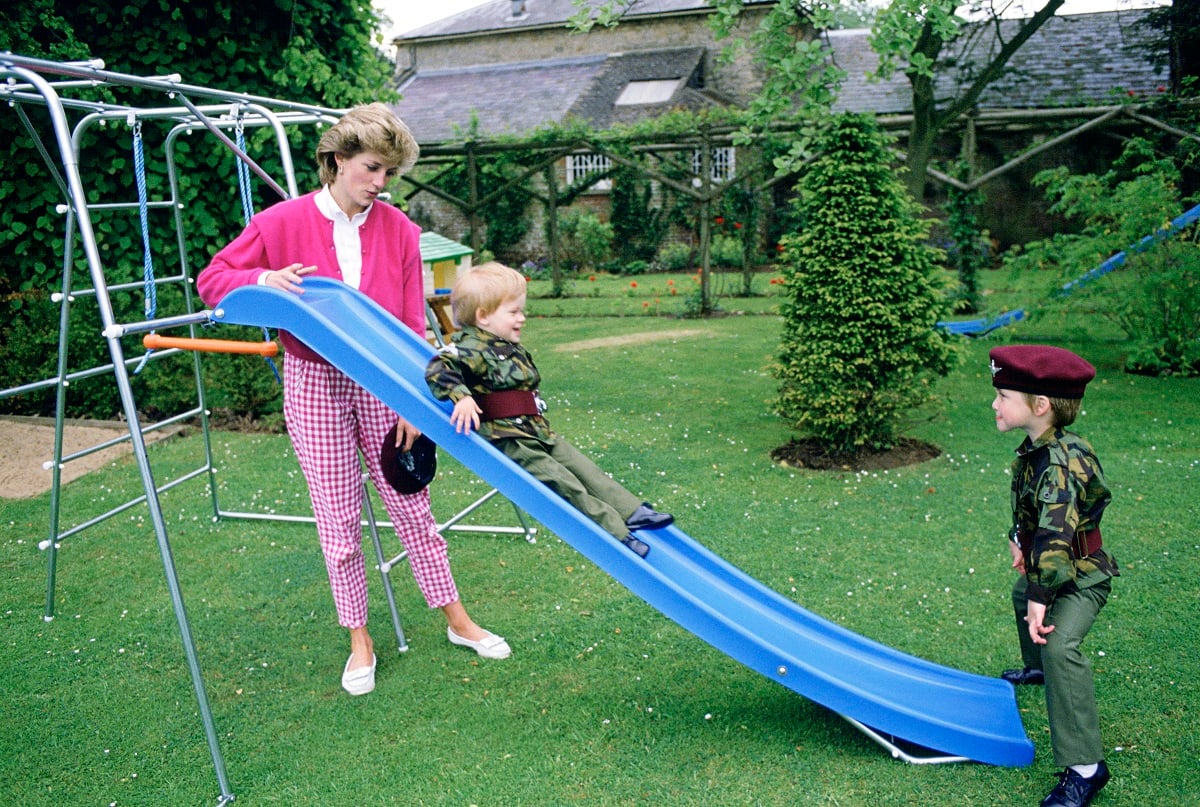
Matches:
[425,325,642,538]
[1008,426,1118,767]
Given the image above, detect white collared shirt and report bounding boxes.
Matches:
[315,185,370,289]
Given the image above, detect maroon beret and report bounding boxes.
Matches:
[989,344,1095,399]
[380,427,437,494]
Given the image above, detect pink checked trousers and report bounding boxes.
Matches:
[283,355,459,628]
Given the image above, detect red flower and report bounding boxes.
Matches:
[630,281,638,288]
[776,244,785,252]
[589,275,596,282]
[1158,85,1166,93]
[733,222,743,230]
[714,216,725,225]
[1127,89,1137,97]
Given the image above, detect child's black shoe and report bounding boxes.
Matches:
[626,503,673,531]
[1041,760,1109,807]
[1001,666,1045,685]
[621,536,651,558]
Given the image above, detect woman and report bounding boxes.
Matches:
[197,103,509,696]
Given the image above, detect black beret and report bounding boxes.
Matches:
[989,344,1095,399]
[380,427,437,494]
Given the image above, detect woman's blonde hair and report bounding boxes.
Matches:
[315,102,419,186]
[451,262,526,327]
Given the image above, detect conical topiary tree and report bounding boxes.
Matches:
[773,113,957,454]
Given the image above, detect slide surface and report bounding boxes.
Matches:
[210,277,1034,767]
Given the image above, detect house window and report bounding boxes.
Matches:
[566,153,612,191]
[691,146,736,183]
[615,79,682,106]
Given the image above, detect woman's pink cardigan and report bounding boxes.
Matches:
[197,191,425,365]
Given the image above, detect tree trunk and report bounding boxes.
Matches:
[905,69,938,200]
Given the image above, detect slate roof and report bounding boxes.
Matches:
[402,0,724,39]
[396,55,609,143]
[567,47,723,129]
[831,9,1168,115]
[396,47,723,143]
[394,6,1168,144]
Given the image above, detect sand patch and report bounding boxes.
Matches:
[0,416,177,500]
[552,328,707,352]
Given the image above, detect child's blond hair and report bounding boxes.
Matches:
[1020,392,1083,428]
[450,262,526,327]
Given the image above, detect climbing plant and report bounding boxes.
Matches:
[945,159,989,314]
[0,0,395,418]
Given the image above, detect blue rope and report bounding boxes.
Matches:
[235,118,281,384]
[235,122,254,226]
[133,122,155,374]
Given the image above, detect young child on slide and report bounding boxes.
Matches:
[424,262,672,558]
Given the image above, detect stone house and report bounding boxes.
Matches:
[389,0,1170,260]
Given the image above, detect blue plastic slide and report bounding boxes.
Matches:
[210,277,1034,767]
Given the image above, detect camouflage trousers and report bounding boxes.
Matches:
[495,435,642,540]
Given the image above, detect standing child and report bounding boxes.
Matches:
[989,344,1119,807]
[425,262,672,558]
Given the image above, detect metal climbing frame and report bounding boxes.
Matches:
[0,53,523,803]
[0,52,358,805]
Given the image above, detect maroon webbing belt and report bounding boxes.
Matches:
[1076,527,1102,558]
[477,389,539,421]
[1016,527,1102,557]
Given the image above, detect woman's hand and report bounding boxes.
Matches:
[264,263,317,294]
[392,416,421,451]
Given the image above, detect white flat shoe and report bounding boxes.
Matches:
[447,626,511,660]
[341,653,376,696]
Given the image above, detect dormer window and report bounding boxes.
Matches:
[615,79,682,106]
[510,1,527,18]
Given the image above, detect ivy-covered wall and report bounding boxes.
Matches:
[0,0,396,419]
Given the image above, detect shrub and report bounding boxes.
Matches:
[610,162,664,264]
[1006,137,1200,377]
[557,209,613,273]
[655,241,694,272]
[620,259,651,276]
[710,234,743,268]
[773,114,957,453]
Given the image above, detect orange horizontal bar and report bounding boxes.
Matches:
[143,333,278,356]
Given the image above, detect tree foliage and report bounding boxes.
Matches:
[0,0,395,417]
[773,115,957,452]
[1007,137,1200,377]
[584,0,1074,202]
[870,0,1066,199]
[1139,0,1200,92]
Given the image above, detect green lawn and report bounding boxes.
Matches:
[2,269,1197,805]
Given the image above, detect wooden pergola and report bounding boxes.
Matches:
[393,99,1200,314]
